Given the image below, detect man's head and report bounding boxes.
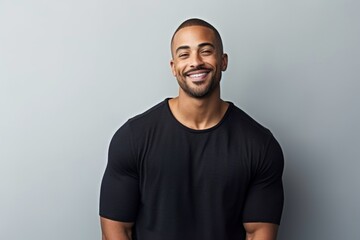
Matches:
[171,18,224,58]
[170,18,228,99]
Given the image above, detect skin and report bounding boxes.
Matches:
[100,218,133,240]
[169,25,229,130]
[100,25,279,240]
[244,222,279,240]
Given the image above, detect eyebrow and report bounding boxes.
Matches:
[175,42,215,54]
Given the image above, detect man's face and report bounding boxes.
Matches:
[170,26,228,98]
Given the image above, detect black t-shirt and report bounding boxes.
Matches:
[100,99,284,240]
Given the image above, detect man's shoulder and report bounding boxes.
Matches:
[120,99,169,134]
[228,103,273,139]
[128,99,167,123]
[112,99,168,140]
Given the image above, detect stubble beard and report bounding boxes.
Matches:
[177,73,220,99]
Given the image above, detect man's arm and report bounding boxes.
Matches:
[244,222,278,240]
[100,217,134,240]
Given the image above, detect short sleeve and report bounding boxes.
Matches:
[242,136,284,225]
[99,122,140,222]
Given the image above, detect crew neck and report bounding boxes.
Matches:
[164,98,233,133]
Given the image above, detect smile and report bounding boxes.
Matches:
[189,73,208,78]
[185,70,211,82]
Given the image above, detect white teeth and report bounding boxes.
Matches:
[189,73,207,78]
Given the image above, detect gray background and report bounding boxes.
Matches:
[1,0,359,239]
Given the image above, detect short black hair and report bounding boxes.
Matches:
[171,18,224,56]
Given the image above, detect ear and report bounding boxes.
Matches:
[170,59,177,76]
[221,53,228,71]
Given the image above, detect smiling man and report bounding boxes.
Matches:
[100,18,284,240]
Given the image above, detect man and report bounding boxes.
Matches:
[100,18,284,240]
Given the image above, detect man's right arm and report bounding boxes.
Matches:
[101,217,134,240]
[100,123,139,240]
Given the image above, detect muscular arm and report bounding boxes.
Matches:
[244,222,279,240]
[100,217,134,240]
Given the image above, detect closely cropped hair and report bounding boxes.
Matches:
[171,18,224,55]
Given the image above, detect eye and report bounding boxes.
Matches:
[201,49,213,56]
[178,53,189,59]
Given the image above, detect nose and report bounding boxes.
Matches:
[189,53,204,68]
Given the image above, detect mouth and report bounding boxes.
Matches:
[185,69,211,82]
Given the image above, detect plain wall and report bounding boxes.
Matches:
[1,0,359,239]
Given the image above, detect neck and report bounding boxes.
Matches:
[169,88,229,130]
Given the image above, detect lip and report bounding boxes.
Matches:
[185,69,211,82]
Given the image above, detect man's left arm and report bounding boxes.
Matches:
[242,135,284,239]
[243,222,278,240]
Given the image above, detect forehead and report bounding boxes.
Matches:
[172,26,217,51]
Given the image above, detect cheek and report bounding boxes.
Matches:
[173,63,186,76]
[171,63,178,76]
[173,67,180,76]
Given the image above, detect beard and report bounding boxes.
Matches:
[177,72,221,99]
